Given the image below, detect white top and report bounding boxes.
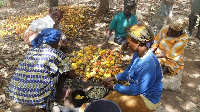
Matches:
[26,15,66,40]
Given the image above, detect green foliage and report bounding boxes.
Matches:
[0,0,6,7]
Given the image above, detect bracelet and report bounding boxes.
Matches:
[113,84,116,90]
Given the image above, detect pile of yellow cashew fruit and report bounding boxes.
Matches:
[69,45,124,81]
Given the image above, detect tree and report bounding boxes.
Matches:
[7,0,13,7]
[47,0,58,8]
[98,0,109,16]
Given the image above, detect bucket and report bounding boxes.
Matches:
[84,99,121,112]
[71,90,88,107]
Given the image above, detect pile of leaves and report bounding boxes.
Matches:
[69,45,124,82]
[0,11,46,38]
[0,5,97,40]
[60,6,97,39]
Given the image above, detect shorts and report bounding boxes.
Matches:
[114,36,127,45]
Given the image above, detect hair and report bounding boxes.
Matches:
[124,0,136,8]
[49,7,64,19]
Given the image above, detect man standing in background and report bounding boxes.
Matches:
[188,0,200,39]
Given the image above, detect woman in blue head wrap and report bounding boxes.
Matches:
[9,28,76,111]
[31,28,61,49]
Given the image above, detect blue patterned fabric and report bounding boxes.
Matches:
[31,28,61,49]
[9,44,72,108]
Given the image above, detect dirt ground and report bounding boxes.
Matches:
[0,0,200,112]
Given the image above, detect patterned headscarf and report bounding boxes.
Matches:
[31,28,61,49]
[126,24,153,48]
[169,16,188,31]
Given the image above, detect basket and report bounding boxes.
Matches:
[71,90,88,107]
[86,86,109,101]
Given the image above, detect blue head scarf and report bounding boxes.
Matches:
[31,28,61,49]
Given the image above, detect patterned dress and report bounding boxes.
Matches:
[9,44,72,108]
[152,25,189,76]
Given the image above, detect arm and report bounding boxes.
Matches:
[151,29,162,50]
[114,63,156,95]
[116,53,138,81]
[101,76,116,86]
[56,23,68,49]
[105,29,113,44]
[102,15,118,48]
[24,18,43,46]
[151,26,168,54]
[66,69,76,79]
[24,29,38,46]
[168,35,189,59]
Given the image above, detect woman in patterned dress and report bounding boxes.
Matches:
[9,28,75,111]
[151,16,189,76]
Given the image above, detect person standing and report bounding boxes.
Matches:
[188,0,200,39]
[159,0,175,19]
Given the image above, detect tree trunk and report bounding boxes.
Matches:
[98,0,109,16]
[48,0,58,8]
[7,0,13,7]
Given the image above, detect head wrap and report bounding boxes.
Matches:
[169,16,188,31]
[124,0,136,7]
[31,28,61,49]
[126,24,153,48]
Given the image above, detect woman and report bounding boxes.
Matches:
[24,7,68,49]
[9,28,75,111]
[85,24,163,112]
[151,16,189,76]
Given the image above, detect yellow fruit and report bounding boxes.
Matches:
[106,63,111,67]
[75,94,85,100]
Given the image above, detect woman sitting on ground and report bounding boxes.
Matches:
[80,24,163,112]
[9,28,75,111]
[151,16,189,76]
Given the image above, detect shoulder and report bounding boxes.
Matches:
[31,16,46,23]
[130,14,137,18]
[177,33,189,41]
[38,44,59,55]
[143,51,160,66]
[114,12,124,18]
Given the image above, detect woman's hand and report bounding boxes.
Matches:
[101,42,108,49]
[101,78,110,87]
[67,69,76,79]
[101,76,116,87]
[156,51,167,58]
[106,82,115,90]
